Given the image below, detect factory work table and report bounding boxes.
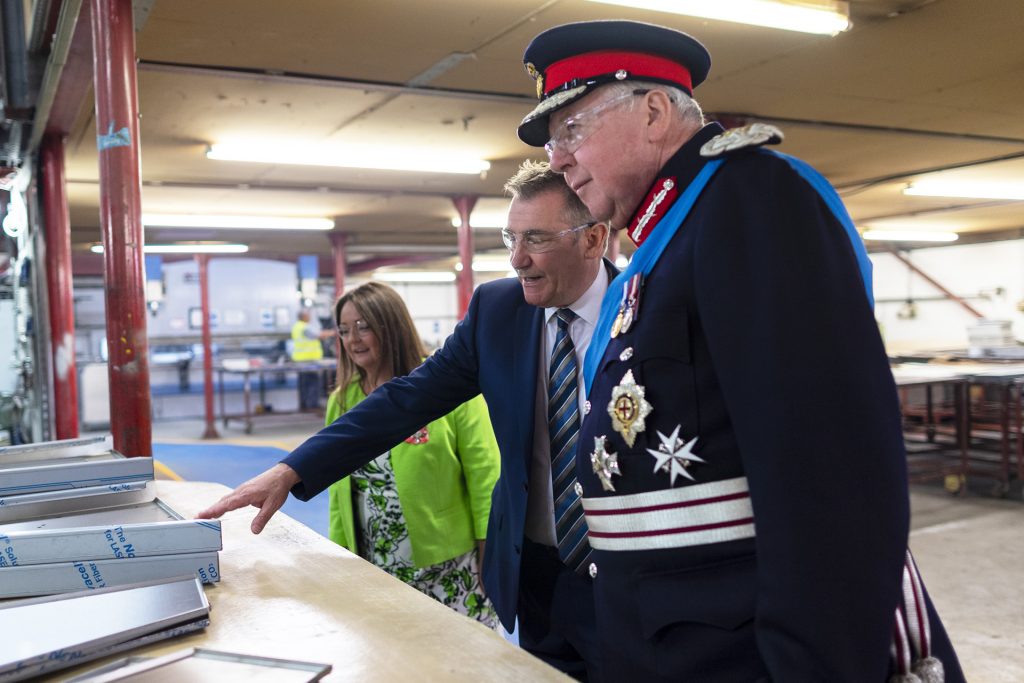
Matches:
[43,480,569,682]
[216,359,337,433]
[891,362,1024,497]
[891,365,969,489]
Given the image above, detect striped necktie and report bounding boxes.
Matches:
[548,308,592,573]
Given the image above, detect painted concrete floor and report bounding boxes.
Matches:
[908,484,1024,682]
[147,416,1024,680]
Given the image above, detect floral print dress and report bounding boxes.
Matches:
[352,450,497,628]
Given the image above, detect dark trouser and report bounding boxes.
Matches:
[518,538,600,682]
[297,371,320,410]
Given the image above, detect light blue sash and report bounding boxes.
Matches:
[771,150,873,309]
[583,159,723,395]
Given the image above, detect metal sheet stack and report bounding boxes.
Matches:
[65,648,332,682]
[0,436,225,679]
[0,576,212,681]
[0,435,223,597]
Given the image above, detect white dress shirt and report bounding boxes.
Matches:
[524,265,610,546]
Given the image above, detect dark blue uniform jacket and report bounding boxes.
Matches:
[576,122,964,682]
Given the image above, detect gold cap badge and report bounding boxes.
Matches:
[525,62,544,99]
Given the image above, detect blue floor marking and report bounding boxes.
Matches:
[153,442,330,539]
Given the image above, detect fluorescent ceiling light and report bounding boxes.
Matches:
[374,271,457,283]
[347,244,455,254]
[453,259,514,272]
[861,230,958,243]
[208,143,491,175]
[143,213,334,230]
[471,261,514,272]
[91,243,250,254]
[585,0,851,35]
[451,212,510,229]
[866,219,961,232]
[904,181,1024,201]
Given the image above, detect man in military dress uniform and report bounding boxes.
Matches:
[517,20,964,682]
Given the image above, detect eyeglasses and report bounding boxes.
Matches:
[544,90,649,160]
[501,222,597,254]
[338,320,372,338]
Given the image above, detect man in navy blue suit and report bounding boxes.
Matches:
[517,19,964,683]
[199,162,612,680]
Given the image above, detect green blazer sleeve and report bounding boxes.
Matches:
[325,390,358,555]
[449,394,501,540]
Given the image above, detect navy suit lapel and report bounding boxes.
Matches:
[603,256,621,281]
[512,301,544,470]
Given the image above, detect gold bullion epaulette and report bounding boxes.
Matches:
[699,123,784,158]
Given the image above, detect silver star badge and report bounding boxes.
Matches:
[590,436,621,492]
[646,425,705,486]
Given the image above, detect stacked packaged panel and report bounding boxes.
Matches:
[0,576,211,682]
[0,435,153,497]
[0,436,223,598]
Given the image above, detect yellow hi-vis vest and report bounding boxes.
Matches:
[290,320,323,361]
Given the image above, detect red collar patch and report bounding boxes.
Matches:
[626,177,678,247]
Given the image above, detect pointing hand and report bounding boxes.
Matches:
[196,463,301,534]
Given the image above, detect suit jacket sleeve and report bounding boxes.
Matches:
[283,288,487,500]
[693,153,909,680]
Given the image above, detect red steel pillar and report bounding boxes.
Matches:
[195,254,219,439]
[90,0,151,456]
[452,195,477,320]
[329,232,347,301]
[40,135,79,439]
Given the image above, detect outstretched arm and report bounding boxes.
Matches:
[198,286,495,532]
[196,463,301,534]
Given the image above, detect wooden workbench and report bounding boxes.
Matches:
[49,480,570,682]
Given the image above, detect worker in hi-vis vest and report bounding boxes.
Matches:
[291,308,330,410]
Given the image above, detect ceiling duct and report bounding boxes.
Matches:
[0,0,43,175]
[0,0,37,120]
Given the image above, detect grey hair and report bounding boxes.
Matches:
[504,159,594,228]
[598,80,705,127]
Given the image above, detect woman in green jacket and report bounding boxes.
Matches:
[327,282,500,626]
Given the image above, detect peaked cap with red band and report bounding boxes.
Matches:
[517,20,711,147]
